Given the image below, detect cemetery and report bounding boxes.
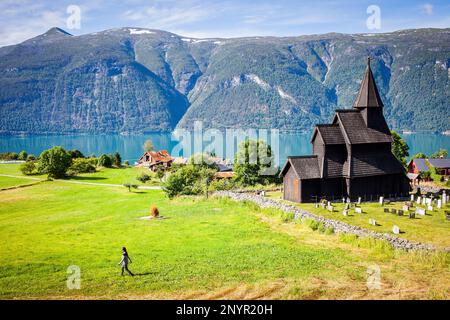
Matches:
[265,191,450,249]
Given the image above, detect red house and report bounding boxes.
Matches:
[136,150,174,171]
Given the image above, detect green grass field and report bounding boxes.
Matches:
[0,165,449,299]
[0,164,159,186]
[266,191,450,249]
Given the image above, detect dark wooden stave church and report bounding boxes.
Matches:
[280,58,410,203]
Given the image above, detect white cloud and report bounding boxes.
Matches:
[420,3,434,15]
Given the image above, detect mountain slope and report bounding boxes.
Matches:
[0,27,449,134]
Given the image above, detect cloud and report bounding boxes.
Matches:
[420,3,433,15]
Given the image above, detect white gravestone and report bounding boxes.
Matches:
[328,205,334,212]
[417,197,421,204]
[410,194,414,202]
[392,225,400,235]
[355,207,362,214]
[427,205,433,212]
[342,198,345,203]
[343,210,348,216]
[402,205,409,212]
[357,197,361,204]
[379,196,384,205]
[416,207,426,216]
[426,198,432,206]
[437,199,442,209]
[422,197,426,205]
[369,218,377,226]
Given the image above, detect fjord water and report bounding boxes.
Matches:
[1,133,449,166]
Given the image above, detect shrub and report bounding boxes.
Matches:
[26,154,36,161]
[136,173,151,183]
[97,154,113,168]
[281,211,295,223]
[307,219,320,231]
[37,146,72,178]
[324,227,335,235]
[317,222,326,233]
[123,183,138,192]
[113,152,122,167]
[68,149,85,159]
[67,158,96,175]
[17,151,28,160]
[0,152,18,160]
[150,206,159,218]
[124,160,129,167]
[210,179,235,191]
[162,165,216,198]
[20,161,36,175]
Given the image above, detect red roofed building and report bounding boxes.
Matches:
[136,150,174,171]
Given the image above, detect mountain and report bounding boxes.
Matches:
[0,27,449,134]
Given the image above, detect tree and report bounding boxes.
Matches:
[113,152,122,167]
[37,146,72,178]
[412,152,427,159]
[20,161,36,175]
[155,165,165,181]
[123,183,138,192]
[143,139,154,152]
[233,139,275,186]
[69,149,85,159]
[97,154,113,168]
[391,131,409,168]
[17,150,28,161]
[67,158,96,175]
[431,149,448,159]
[136,173,151,183]
[124,160,129,167]
[162,165,216,198]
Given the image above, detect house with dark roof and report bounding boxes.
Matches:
[280,58,410,202]
[408,158,450,176]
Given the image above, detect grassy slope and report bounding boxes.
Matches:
[0,164,158,186]
[0,166,448,299]
[266,191,450,249]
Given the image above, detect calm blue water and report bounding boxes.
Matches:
[1,133,449,166]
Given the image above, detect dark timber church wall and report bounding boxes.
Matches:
[283,166,300,202]
[350,174,410,199]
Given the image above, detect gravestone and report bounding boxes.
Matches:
[445,211,450,221]
[342,197,345,203]
[385,199,391,205]
[369,218,376,226]
[398,210,404,216]
[328,205,334,212]
[406,201,413,207]
[355,207,362,214]
[426,198,432,206]
[410,194,414,202]
[392,225,400,235]
[379,196,384,205]
[391,209,397,214]
[261,191,266,197]
[346,197,350,204]
[443,192,447,205]
[416,207,426,216]
[402,205,409,212]
[437,199,442,209]
[427,205,433,212]
[384,208,389,213]
[357,197,361,204]
[344,203,350,210]
[343,210,348,216]
[409,212,415,219]
[422,197,426,205]
[416,197,421,204]
[321,203,326,209]
[314,203,319,208]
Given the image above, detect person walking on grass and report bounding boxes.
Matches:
[118,247,134,276]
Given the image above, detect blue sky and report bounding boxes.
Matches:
[1,0,449,46]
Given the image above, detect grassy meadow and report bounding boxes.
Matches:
[0,165,449,299]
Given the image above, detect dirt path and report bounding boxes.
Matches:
[0,174,161,190]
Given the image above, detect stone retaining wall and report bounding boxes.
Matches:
[214,191,448,252]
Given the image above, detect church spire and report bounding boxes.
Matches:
[353,57,384,108]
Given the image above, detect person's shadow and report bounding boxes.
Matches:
[133,272,154,277]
